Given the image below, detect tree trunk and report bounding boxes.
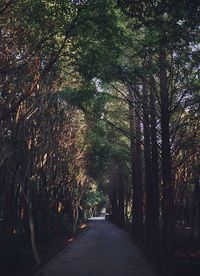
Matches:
[193,159,200,243]
[109,162,118,223]
[142,76,157,260]
[159,45,174,275]
[118,170,125,227]
[129,87,143,243]
[149,74,160,261]
[28,209,41,264]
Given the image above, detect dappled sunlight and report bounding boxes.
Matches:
[65,237,75,245]
[66,237,75,244]
[68,238,74,243]
[79,223,87,229]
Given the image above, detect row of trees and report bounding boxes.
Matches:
[103,2,200,275]
[71,1,200,275]
[0,1,200,275]
[0,0,114,265]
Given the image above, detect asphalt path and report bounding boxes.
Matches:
[36,217,159,276]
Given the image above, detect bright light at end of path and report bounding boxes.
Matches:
[88,216,105,221]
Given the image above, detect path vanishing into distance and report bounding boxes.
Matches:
[36,217,159,276]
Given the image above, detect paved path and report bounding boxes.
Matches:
[36,218,159,276]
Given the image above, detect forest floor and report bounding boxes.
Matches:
[0,223,87,276]
[174,225,200,276]
[35,217,158,276]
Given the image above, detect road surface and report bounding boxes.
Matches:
[36,217,159,276]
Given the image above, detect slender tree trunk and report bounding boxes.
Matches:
[73,203,79,233]
[190,197,196,241]
[118,170,125,227]
[22,190,41,264]
[193,159,200,243]
[28,209,41,264]
[149,74,160,261]
[129,87,143,243]
[4,173,16,242]
[159,45,174,275]
[109,162,118,224]
[142,77,155,259]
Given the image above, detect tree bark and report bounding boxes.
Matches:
[159,45,174,275]
[142,76,157,260]
[129,87,143,243]
[149,74,160,261]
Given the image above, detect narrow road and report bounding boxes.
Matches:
[36,218,159,276]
